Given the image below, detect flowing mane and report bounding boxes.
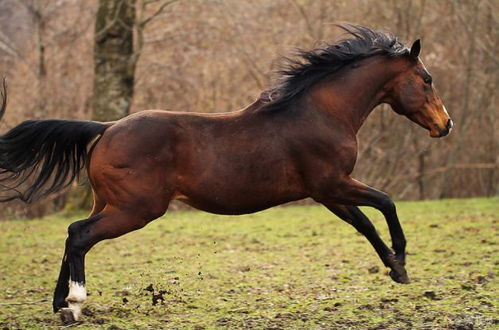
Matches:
[259,24,409,112]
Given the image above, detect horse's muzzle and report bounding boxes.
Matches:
[431,119,453,138]
[440,119,453,137]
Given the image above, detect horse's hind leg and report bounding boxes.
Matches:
[52,190,107,313]
[55,206,165,323]
[89,190,106,216]
[53,241,71,312]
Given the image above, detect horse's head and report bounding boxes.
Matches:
[385,40,452,138]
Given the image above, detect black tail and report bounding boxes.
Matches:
[0,79,108,203]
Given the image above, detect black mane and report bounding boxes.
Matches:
[259,24,409,112]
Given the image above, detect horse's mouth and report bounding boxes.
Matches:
[430,119,453,138]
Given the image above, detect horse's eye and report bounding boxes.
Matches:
[424,76,432,84]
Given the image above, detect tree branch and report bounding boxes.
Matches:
[140,0,178,27]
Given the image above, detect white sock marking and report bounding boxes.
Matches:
[65,281,87,320]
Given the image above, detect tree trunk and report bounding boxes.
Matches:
[70,0,136,211]
[92,0,136,122]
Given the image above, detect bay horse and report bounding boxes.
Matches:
[0,25,452,322]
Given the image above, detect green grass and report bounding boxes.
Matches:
[0,198,497,329]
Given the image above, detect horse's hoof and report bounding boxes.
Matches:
[59,308,77,325]
[389,269,410,284]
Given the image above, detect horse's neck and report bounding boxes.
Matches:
[308,57,401,133]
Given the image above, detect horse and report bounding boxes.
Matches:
[0,25,452,323]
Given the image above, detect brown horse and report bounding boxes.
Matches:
[0,25,452,322]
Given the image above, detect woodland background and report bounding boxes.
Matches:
[0,0,497,218]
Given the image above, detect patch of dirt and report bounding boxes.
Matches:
[235,265,251,272]
[82,307,94,316]
[216,317,234,327]
[423,291,441,300]
[143,283,170,305]
[359,304,375,310]
[144,284,154,292]
[152,290,168,306]
[107,325,123,330]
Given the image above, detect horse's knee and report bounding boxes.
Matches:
[377,193,396,214]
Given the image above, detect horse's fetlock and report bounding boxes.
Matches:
[66,281,87,303]
[384,252,397,264]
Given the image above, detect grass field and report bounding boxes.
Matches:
[0,198,497,329]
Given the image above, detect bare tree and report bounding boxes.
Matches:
[92,0,136,121]
[92,0,176,121]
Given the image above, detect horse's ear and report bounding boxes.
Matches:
[410,39,421,59]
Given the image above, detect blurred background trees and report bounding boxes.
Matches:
[0,0,497,218]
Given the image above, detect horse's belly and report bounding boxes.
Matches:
[173,142,307,214]
[172,184,305,215]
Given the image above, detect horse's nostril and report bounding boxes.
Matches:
[446,119,453,130]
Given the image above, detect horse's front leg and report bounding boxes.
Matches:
[53,194,106,316]
[316,177,408,282]
[324,203,409,283]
